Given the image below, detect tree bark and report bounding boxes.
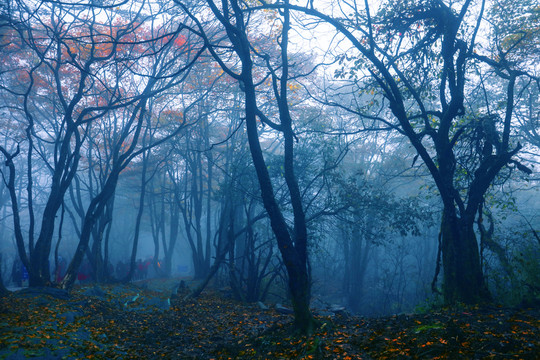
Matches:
[185,0,318,333]
[441,208,490,304]
[243,51,316,336]
[61,173,119,290]
[125,150,149,283]
[0,253,9,297]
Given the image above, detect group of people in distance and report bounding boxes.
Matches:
[9,256,154,287]
[115,258,153,281]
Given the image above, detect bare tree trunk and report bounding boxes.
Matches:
[163,198,180,277]
[186,199,232,299]
[125,151,149,283]
[61,172,120,290]
[103,197,115,282]
[0,253,9,297]
[185,0,318,333]
[441,208,490,304]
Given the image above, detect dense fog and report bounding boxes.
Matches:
[0,0,538,329]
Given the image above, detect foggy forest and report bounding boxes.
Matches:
[0,0,538,358]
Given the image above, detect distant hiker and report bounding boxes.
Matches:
[21,264,29,287]
[142,258,151,279]
[77,259,91,284]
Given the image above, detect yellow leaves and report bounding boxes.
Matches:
[2,281,540,359]
[287,82,300,91]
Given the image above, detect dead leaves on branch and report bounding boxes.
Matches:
[1,279,538,359]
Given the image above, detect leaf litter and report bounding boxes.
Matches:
[0,278,538,359]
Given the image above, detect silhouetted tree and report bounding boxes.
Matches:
[281,0,537,305]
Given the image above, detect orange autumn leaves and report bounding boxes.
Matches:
[1,280,539,359]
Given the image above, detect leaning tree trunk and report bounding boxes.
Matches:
[61,172,120,290]
[190,0,317,334]
[244,79,317,334]
[441,208,490,304]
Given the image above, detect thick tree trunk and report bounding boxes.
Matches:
[288,262,316,333]
[441,208,490,304]
[0,253,9,297]
[347,228,371,313]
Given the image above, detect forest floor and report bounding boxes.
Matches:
[0,278,538,359]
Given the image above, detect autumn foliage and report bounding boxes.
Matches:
[1,278,538,359]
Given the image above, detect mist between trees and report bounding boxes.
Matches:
[0,0,538,334]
